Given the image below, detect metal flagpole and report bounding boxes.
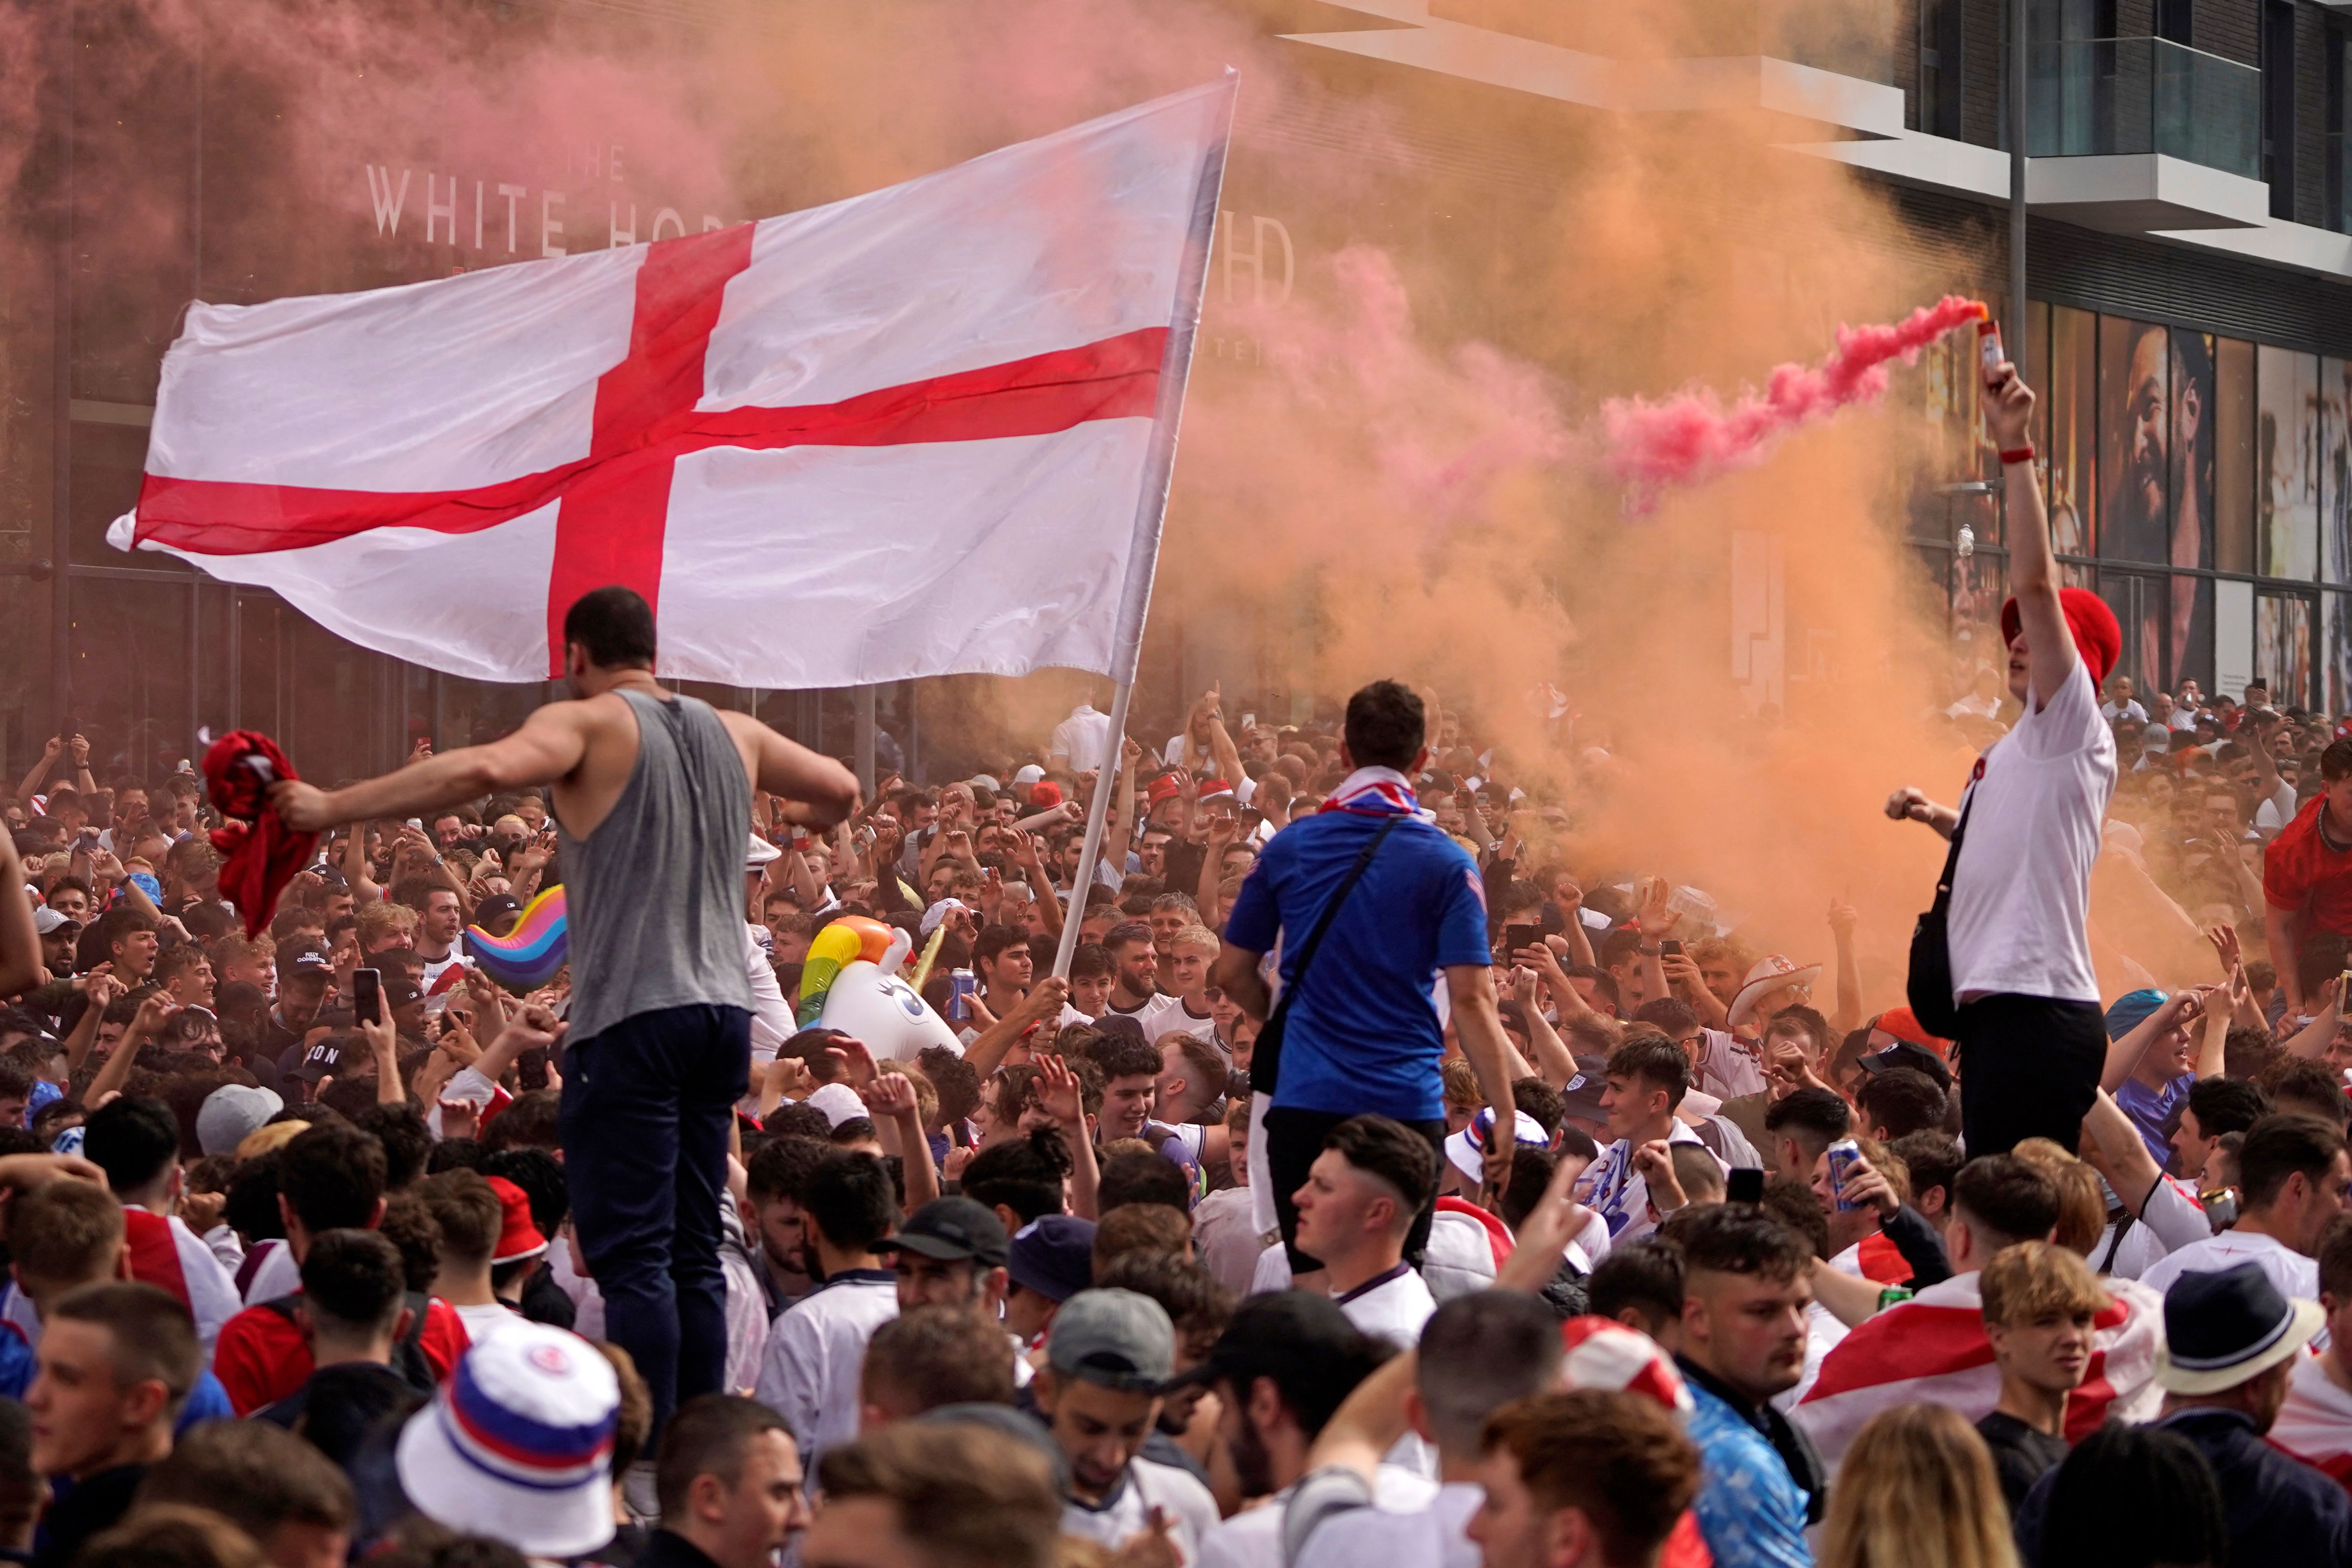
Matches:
[1052,71,1237,981]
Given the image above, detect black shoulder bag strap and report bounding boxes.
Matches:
[1251,816,1402,1097]
[1905,786,1979,1039]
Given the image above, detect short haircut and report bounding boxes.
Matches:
[1671,1202,1811,1284]
[1768,1004,1834,1057]
[653,1394,791,1517]
[298,1229,407,1338]
[2325,737,2352,783]
[1091,1204,1191,1275]
[1886,1130,1966,1210]
[1854,1068,1947,1141]
[1163,1034,1226,1096]
[278,1121,388,1233]
[1417,1291,1563,1455]
[1605,1030,1689,1111]
[1951,1155,2063,1248]
[1102,920,1154,954]
[1342,681,1424,772]
[79,1505,265,1568]
[138,1418,356,1534]
[2321,1215,2352,1303]
[971,925,1031,977]
[1632,997,1700,1037]
[2238,1113,2349,1209]
[814,1421,1063,1568]
[2010,1139,2106,1257]
[1670,1143,1725,1203]
[2037,1424,2227,1568]
[1763,1086,1851,1151]
[563,585,658,669]
[1083,1031,1163,1084]
[1480,1390,1700,1567]
[1168,926,1219,959]
[1093,1253,1233,1343]
[10,1180,125,1290]
[746,1135,834,1206]
[1068,943,1116,982]
[1323,1114,1437,1215]
[1586,1240,1684,1337]
[2262,1056,2347,1125]
[478,1147,568,1237]
[1980,1240,2110,1328]
[958,1131,1070,1224]
[152,945,209,988]
[354,1104,434,1190]
[482,1090,561,1154]
[1097,1152,1192,1216]
[805,1152,898,1253]
[1511,1078,1565,1141]
[2185,1076,2270,1140]
[1565,967,1620,1015]
[49,1282,201,1416]
[416,1169,503,1267]
[862,1307,1018,1415]
[83,1097,181,1194]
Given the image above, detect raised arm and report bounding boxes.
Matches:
[273,705,595,832]
[0,834,40,999]
[725,714,859,829]
[1987,352,2072,709]
[13,738,61,807]
[1444,964,1521,1203]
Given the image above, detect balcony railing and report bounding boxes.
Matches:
[2333,131,2351,233]
[2026,37,2259,181]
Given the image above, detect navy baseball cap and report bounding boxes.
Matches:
[1006,1214,1096,1304]
[879,1197,1010,1267]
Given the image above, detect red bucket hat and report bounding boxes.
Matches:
[1999,588,2121,687]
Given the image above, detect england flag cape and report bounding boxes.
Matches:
[2272,1351,2352,1491]
[1791,1269,2164,1471]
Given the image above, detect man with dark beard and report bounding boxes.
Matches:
[1174,1292,1423,1568]
[2106,322,2212,688]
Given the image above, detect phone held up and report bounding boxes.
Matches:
[353,967,382,1027]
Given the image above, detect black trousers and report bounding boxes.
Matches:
[1953,993,2106,1157]
[1263,1106,1449,1275]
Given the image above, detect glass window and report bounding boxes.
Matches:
[2216,337,2256,573]
[2047,305,2098,560]
[2328,592,2352,717]
[2259,343,2320,580]
[2258,588,2316,707]
[2324,356,2352,583]
[2100,315,2172,564]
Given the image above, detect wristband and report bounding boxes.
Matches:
[1999,444,2036,466]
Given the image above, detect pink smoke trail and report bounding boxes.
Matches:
[1603,294,1989,512]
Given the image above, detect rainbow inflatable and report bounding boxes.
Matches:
[465,885,567,992]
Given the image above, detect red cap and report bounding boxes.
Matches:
[1999,588,2121,687]
[1870,1006,1952,1060]
[1030,781,1063,808]
[486,1175,548,1265]
[1197,778,1237,803]
[1147,775,1183,807]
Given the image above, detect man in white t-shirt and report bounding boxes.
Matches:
[1887,355,2119,1157]
[1048,702,1114,776]
[2140,1113,2347,1306]
[1100,921,1184,1043]
[1290,1116,1439,1350]
[2102,677,2148,724]
[1037,1289,1222,1564]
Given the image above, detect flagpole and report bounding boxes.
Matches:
[1052,71,1237,982]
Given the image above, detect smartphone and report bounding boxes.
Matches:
[353,967,382,1027]
[1727,1167,1766,1205]
[1660,939,1685,959]
[1241,713,1255,731]
[1502,922,1541,957]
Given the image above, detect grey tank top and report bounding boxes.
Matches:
[558,687,754,1041]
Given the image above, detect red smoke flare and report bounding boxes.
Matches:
[1603,294,1989,511]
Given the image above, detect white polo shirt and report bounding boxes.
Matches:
[753,1268,899,1469]
[1059,1454,1221,1565]
[1334,1263,1436,1352]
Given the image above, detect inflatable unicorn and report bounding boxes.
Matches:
[796,915,964,1062]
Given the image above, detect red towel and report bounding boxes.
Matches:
[203,731,318,939]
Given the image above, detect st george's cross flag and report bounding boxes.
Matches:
[109,78,1235,688]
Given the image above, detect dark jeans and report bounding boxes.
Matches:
[560,1003,749,1437]
[1954,993,2106,1158]
[1263,1106,1448,1275]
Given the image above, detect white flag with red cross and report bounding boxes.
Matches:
[109,79,1235,687]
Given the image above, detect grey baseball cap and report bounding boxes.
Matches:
[1045,1289,1174,1392]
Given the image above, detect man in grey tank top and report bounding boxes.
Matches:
[271,585,858,1434]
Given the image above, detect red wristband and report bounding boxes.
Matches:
[1999,444,2036,466]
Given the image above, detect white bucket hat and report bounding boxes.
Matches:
[394,1322,620,1559]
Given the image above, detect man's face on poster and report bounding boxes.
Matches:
[2125,328,2170,524]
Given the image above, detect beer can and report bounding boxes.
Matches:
[948,968,976,1023]
[1827,1138,1865,1212]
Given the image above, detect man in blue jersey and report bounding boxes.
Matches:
[1212,680,1518,1289]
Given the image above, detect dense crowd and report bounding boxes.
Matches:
[11,371,2352,1568]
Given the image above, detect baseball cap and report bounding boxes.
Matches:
[1030,782,1064,809]
[197,1084,283,1157]
[1012,765,1046,787]
[1146,776,1184,808]
[2103,988,2169,1041]
[486,1175,548,1265]
[746,833,782,871]
[968,774,1001,793]
[878,1197,1010,1267]
[32,908,75,937]
[1166,1290,1379,1395]
[385,977,425,1012]
[1857,1040,1954,1094]
[802,1082,868,1130]
[1196,778,1237,805]
[1046,1289,1174,1392]
[1006,1215,1097,1304]
[291,1038,344,1083]
[918,898,971,939]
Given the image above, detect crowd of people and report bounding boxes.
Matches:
[7,357,2352,1568]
